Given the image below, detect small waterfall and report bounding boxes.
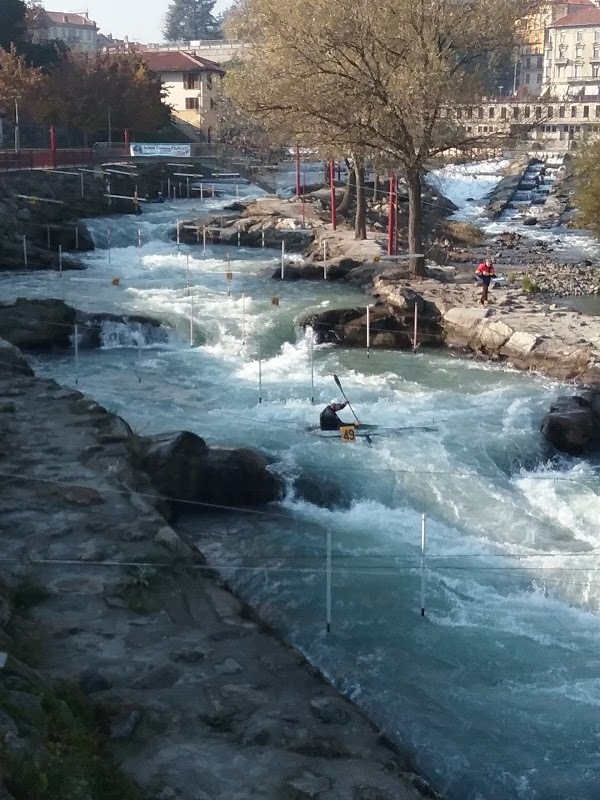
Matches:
[501,157,563,219]
[99,318,169,349]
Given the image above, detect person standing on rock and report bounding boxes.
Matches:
[475,258,496,306]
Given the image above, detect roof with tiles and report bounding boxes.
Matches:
[551,6,600,26]
[142,50,223,74]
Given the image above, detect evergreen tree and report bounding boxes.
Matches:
[163,0,222,41]
[0,0,28,52]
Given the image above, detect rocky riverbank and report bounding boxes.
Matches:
[0,344,439,800]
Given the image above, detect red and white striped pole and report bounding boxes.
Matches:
[295,144,301,198]
[329,160,336,231]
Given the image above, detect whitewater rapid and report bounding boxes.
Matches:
[3,167,600,800]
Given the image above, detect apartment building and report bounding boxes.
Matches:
[33,11,99,54]
[516,0,596,95]
[543,6,600,96]
[142,51,224,141]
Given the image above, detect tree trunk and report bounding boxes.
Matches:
[372,173,379,203]
[354,156,366,240]
[406,168,426,276]
[336,159,355,217]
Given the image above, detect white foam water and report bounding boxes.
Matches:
[5,176,600,800]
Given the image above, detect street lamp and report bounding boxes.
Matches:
[499,85,504,97]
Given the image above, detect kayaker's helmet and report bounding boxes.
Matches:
[330,400,345,411]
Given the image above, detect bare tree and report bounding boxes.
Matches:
[227,0,526,273]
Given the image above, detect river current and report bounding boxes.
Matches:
[4,164,600,800]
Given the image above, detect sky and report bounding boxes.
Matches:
[40,0,233,43]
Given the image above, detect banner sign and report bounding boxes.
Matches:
[130,143,191,158]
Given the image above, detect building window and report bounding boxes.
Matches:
[548,106,554,118]
[467,108,473,119]
[513,106,519,119]
[571,105,577,118]
[593,64,600,77]
[184,73,200,90]
[559,105,565,117]
[577,30,583,42]
[456,108,462,119]
[596,105,600,117]
[524,105,531,118]
[501,107,507,120]
[556,65,564,78]
[489,107,495,119]
[584,105,590,118]
[185,97,200,110]
[595,30,600,41]
[574,64,581,77]
[594,46,600,58]
[526,57,531,69]
[206,74,213,89]
[576,45,584,58]
[525,73,531,84]
[536,106,542,119]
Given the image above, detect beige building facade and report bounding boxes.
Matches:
[543,6,600,97]
[142,51,223,141]
[34,11,99,54]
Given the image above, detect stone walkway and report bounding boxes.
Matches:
[0,357,437,800]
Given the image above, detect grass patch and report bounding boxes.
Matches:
[1,680,144,800]
[522,275,539,294]
[116,566,163,614]
[10,578,50,614]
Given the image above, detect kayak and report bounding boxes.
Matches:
[305,423,438,440]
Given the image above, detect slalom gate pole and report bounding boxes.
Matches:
[241,293,246,345]
[138,227,142,261]
[167,177,171,198]
[281,241,285,280]
[237,227,241,248]
[186,176,190,199]
[420,513,427,616]
[80,172,84,199]
[258,340,262,404]
[186,254,190,296]
[323,241,327,279]
[310,330,315,405]
[200,183,204,201]
[22,236,27,267]
[387,174,395,256]
[58,245,63,275]
[73,322,79,383]
[107,226,111,264]
[261,230,265,249]
[203,225,207,255]
[326,528,332,633]
[329,161,337,231]
[295,144,301,198]
[366,304,371,358]
[413,302,419,351]
[46,225,51,249]
[75,226,79,251]
[189,293,194,347]
[302,175,306,227]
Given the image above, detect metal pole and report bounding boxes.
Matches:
[310,330,315,405]
[138,226,142,261]
[301,174,306,227]
[80,171,84,199]
[280,240,285,280]
[189,293,194,347]
[167,177,171,197]
[366,304,371,358]
[46,225,51,249]
[75,226,79,251]
[186,253,190,295]
[22,235,27,267]
[258,340,262,404]
[241,293,246,344]
[186,176,190,199]
[107,108,112,147]
[420,513,427,617]
[326,528,332,633]
[295,144,301,197]
[203,225,207,255]
[413,301,418,352]
[237,227,241,248]
[107,226,111,264]
[261,229,265,249]
[176,219,180,253]
[387,175,395,256]
[200,183,204,201]
[14,98,19,153]
[323,241,327,280]
[73,322,79,378]
[329,160,337,231]
[236,182,239,199]
[58,244,63,275]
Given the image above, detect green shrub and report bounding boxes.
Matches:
[10,578,50,613]
[522,275,539,294]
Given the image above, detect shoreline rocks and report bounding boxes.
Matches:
[542,392,600,454]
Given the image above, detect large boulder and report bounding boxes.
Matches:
[0,298,75,350]
[135,430,283,510]
[0,338,34,377]
[541,395,600,455]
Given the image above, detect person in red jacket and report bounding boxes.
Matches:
[475,258,496,305]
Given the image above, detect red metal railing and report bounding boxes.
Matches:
[0,149,94,172]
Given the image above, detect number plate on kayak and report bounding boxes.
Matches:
[340,426,356,443]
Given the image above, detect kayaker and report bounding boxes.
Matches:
[320,400,352,431]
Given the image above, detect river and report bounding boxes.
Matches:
[4,164,600,800]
